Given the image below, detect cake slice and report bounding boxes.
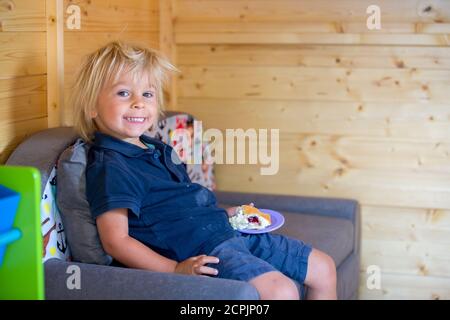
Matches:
[241,205,271,229]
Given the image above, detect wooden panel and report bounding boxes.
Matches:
[0,0,48,164]
[178,45,450,70]
[359,272,450,300]
[0,0,46,31]
[0,32,46,77]
[212,164,450,209]
[361,205,450,278]
[159,0,177,108]
[176,0,450,23]
[362,206,450,243]
[178,98,450,140]
[63,0,158,32]
[64,31,160,74]
[278,134,450,174]
[0,75,46,100]
[0,93,47,124]
[362,238,450,278]
[178,66,450,102]
[176,21,450,34]
[176,32,450,46]
[0,75,47,163]
[47,0,65,127]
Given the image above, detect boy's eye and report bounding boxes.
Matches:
[117,91,129,97]
[143,92,154,98]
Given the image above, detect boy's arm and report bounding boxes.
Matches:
[226,206,238,217]
[96,208,219,275]
[96,208,177,272]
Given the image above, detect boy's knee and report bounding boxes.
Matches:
[269,280,299,300]
[252,272,300,300]
[318,253,337,284]
[307,250,337,288]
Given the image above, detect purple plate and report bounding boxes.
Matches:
[238,209,285,234]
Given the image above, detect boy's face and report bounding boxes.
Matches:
[92,71,158,146]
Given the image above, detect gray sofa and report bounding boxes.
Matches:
[6,112,360,300]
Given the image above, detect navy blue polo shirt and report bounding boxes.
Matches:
[86,132,235,261]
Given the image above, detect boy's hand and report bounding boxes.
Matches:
[226,202,254,217]
[175,254,220,276]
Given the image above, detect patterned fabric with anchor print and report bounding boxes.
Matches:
[41,167,71,262]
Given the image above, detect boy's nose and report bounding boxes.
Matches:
[132,100,145,109]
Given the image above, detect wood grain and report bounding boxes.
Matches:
[0,32,46,77]
[178,44,450,70]
[176,0,450,23]
[0,0,46,31]
[178,65,450,102]
[178,98,450,140]
[359,272,450,300]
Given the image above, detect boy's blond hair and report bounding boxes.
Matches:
[71,41,177,142]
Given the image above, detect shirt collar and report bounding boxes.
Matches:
[92,131,167,158]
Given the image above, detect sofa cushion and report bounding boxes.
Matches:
[275,211,354,267]
[56,138,113,265]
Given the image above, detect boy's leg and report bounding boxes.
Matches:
[208,236,300,300]
[243,233,311,286]
[242,233,337,300]
[249,271,299,300]
[303,248,337,300]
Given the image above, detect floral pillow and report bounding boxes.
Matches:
[149,113,216,191]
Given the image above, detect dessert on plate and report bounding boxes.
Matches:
[229,205,272,230]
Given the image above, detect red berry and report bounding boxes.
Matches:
[248,216,260,224]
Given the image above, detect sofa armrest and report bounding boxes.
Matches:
[6,127,78,194]
[44,258,259,300]
[214,191,361,255]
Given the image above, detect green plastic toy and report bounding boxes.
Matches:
[0,166,44,300]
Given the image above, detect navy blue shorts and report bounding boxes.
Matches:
[208,232,312,285]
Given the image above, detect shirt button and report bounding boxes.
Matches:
[187,184,190,187]
[153,153,159,159]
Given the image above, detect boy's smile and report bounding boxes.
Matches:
[92,70,158,147]
[124,117,146,123]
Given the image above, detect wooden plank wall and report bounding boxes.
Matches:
[171,0,450,299]
[63,0,160,125]
[0,0,48,163]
